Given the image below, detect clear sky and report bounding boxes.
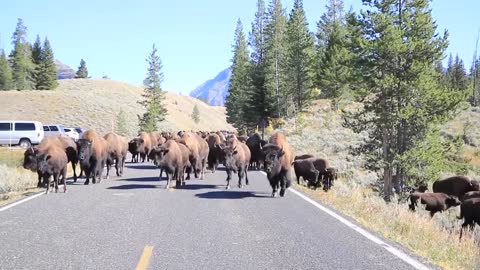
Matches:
[0,1,478,94]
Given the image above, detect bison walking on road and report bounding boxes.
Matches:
[77,130,108,185]
[104,132,128,179]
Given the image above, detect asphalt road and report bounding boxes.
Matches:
[0,161,434,270]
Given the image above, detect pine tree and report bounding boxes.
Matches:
[316,0,345,57]
[316,0,353,109]
[248,0,269,129]
[76,59,88,78]
[264,0,288,117]
[226,19,252,129]
[286,0,316,113]
[36,37,58,90]
[0,50,13,90]
[448,54,468,91]
[116,109,128,136]
[32,35,42,66]
[10,18,35,90]
[191,104,200,124]
[138,44,167,132]
[345,0,467,201]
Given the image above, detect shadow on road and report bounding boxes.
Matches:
[118,176,161,182]
[125,165,156,170]
[107,184,159,190]
[195,190,271,200]
[179,184,222,190]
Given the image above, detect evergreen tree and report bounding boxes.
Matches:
[470,57,480,106]
[316,0,352,109]
[32,35,42,66]
[286,0,316,113]
[0,50,13,90]
[36,37,58,90]
[76,59,88,78]
[10,18,35,90]
[248,0,270,128]
[264,0,288,117]
[226,19,252,129]
[316,0,345,57]
[138,44,167,132]
[448,54,468,91]
[116,109,128,136]
[191,104,200,124]
[345,0,467,201]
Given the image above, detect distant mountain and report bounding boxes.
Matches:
[190,68,231,106]
[55,60,75,80]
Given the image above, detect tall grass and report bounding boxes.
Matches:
[0,148,38,198]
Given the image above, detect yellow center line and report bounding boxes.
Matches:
[135,245,154,270]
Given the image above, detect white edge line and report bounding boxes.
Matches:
[258,171,430,270]
[0,192,44,212]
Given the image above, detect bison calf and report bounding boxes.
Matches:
[458,198,480,240]
[408,192,460,217]
[292,159,320,188]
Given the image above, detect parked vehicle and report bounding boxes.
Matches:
[43,124,66,138]
[0,121,44,148]
[74,127,85,138]
[64,128,80,141]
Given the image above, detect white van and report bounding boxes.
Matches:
[0,121,45,148]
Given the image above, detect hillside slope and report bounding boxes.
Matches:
[0,79,234,137]
[189,68,230,106]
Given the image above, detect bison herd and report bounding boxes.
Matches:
[21,128,480,239]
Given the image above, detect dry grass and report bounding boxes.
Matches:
[279,99,480,269]
[0,148,39,202]
[0,79,234,138]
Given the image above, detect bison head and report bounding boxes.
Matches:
[470,180,480,191]
[263,148,285,179]
[222,145,239,171]
[23,147,39,172]
[149,147,168,166]
[445,196,461,208]
[36,153,52,174]
[76,139,93,163]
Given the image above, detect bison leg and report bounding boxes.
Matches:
[238,170,244,189]
[245,165,249,186]
[53,173,59,193]
[279,176,288,197]
[62,166,67,193]
[185,166,191,180]
[44,174,50,194]
[105,160,112,180]
[72,161,77,183]
[115,157,121,177]
[165,171,174,189]
[37,172,43,188]
[269,179,278,197]
[225,169,232,190]
[120,156,126,176]
[84,169,91,185]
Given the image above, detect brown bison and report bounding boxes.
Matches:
[39,136,80,182]
[293,159,320,188]
[432,176,480,199]
[262,132,295,197]
[77,130,108,185]
[294,154,315,160]
[23,141,68,194]
[178,132,209,180]
[408,192,460,217]
[206,133,223,173]
[221,138,251,189]
[149,140,185,188]
[458,198,480,239]
[104,132,128,178]
[246,133,267,170]
[138,132,153,162]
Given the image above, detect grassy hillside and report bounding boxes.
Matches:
[0,79,234,137]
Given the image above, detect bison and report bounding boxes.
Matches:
[149,140,185,188]
[221,139,251,189]
[178,132,209,180]
[461,191,480,201]
[432,176,480,199]
[408,192,461,217]
[128,139,140,163]
[104,132,128,179]
[246,133,267,170]
[262,132,295,197]
[77,130,108,185]
[206,133,223,173]
[23,141,68,194]
[292,159,320,188]
[294,154,315,160]
[458,198,480,240]
[323,167,338,192]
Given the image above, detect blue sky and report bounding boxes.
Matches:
[0,1,478,94]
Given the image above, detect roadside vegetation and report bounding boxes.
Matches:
[0,148,38,204]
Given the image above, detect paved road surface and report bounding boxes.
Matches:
[0,162,434,269]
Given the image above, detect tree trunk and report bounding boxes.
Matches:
[383,163,393,202]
